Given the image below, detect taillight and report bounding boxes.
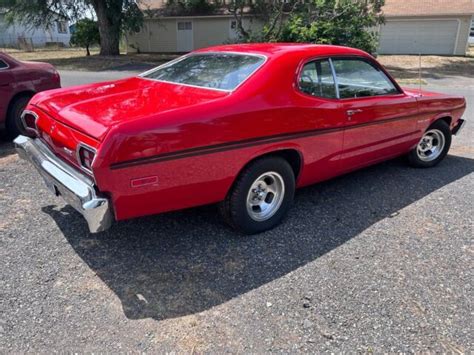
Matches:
[21,110,39,136]
[77,144,96,173]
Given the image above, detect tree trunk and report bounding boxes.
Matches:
[86,45,90,56]
[92,0,122,56]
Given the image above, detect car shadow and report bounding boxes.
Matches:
[43,155,474,321]
[0,137,15,159]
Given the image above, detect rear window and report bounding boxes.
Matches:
[142,53,265,91]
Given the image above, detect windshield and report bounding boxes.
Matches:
[142,53,265,91]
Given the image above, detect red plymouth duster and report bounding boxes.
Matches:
[14,44,466,234]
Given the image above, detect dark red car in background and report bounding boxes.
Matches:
[0,52,60,137]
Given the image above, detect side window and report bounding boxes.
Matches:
[332,58,399,99]
[298,59,337,99]
[0,60,8,70]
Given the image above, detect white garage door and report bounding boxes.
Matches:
[378,20,459,55]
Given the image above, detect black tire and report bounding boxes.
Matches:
[6,95,32,139]
[219,156,295,234]
[408,120,451,168]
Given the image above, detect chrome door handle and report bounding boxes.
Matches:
[347,109,363,116]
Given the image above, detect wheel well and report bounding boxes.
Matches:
[247,149,303,179]
[7,91,35,114]
[437,116,452,127]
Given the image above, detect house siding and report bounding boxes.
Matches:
[127,16,263,53]
[0,14,71,48]
[135,19,177,52]
[193,18,231,49]
[456,15,472,53]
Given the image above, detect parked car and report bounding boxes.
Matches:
[0,52,61,137]
[15,44,466,234]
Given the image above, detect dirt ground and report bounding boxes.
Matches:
[4,48,175,71]
[378,54,474,84]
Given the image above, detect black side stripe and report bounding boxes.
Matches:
[110,114,417,170]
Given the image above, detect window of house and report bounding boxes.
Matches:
[0,59,8,69]
[298,59,337,99]
[57,21,68,34]
[177,21,192,31]
[230,20,237,30]
[331,58,399,99]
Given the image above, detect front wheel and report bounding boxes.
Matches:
[219,156,295,234]
[408,120,451,168]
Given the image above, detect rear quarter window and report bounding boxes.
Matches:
[298,59,337,99]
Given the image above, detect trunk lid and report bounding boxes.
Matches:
[32,77,229,141]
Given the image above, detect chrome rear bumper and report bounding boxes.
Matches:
[14,135,113,233]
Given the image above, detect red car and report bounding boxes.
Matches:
[15,44,466,234]
[0,52,60,137]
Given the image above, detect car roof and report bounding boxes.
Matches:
[195,43,371,60]
[0,52,20,65]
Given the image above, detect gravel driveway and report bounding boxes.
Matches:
[0,73,472,352]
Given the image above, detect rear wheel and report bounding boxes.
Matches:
[6,95,32,139]
[408,120,451,168]
[219,156,295,234]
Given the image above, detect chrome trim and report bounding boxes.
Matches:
[452,119,466,136]
[76,142,97,175]
[139,51,269,93]
[328,58,340,99]
[20,110,39,136]
[14,135,113,233]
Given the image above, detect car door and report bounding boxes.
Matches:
[331,57,420,171]
[0,59,13,122]
[294,57,347,184]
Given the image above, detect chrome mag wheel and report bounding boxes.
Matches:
[417,129,446,162]
[246,171,285,222]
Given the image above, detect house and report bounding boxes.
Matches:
[127,0,263,53]
[0,11,71,49]
[127,0,474,55]
[469,17,474,45]
[378,0,474,55]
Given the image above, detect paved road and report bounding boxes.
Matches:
[0,72,472,352]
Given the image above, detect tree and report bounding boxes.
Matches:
[281,0,385,54]
[164,0,216,16]
[230,0,385,54]
[228,0,298,42]
[0,0,144,56]
[70,19,100,56]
